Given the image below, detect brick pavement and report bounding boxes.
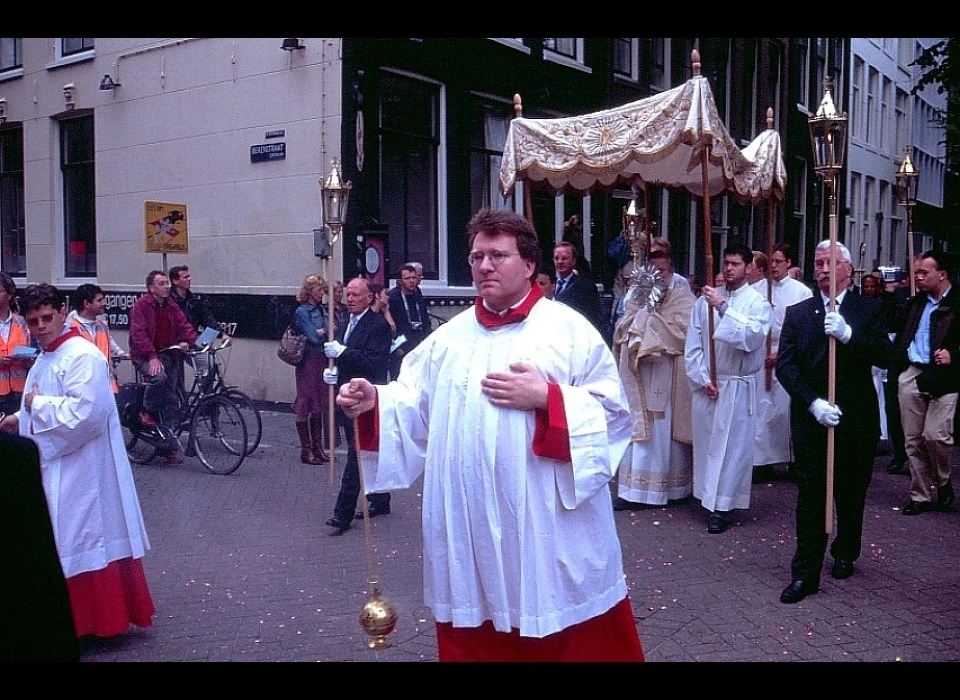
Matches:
[80,409,960,662]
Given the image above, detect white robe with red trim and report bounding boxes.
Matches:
[359,297,632,638]
[16,335,150,579]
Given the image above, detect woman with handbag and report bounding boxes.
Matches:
[292,275,330,464]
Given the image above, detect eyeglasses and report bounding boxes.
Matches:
[467,251,516,268]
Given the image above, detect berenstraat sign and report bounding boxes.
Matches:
[250,142,286,163]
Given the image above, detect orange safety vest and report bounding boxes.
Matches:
[0,313,30,395]
[69,315,120,393]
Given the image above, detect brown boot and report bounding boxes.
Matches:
[309,413,329,461]
[296,421,321,465]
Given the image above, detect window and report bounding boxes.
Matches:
[544,38,579,60]
[61,38,94,57]
[60,115,96,277]
[879,76,890,152]
[898,38,913,69]
[851,57,863,140]
[796,38,812,109]
[1,38,22,72]
[378,71,441,280]
[613,38,638,82]
[866,67,878,145]
[648,38,667,90]
[895,88,908,154]
[470,98,514,216]
[0,126,25,275]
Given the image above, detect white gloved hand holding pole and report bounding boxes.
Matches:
[809,398,842,427]
[824,312,852,344]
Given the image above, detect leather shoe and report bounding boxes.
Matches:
[355,507,390,520]
[831,558,854,580]
[902,500,936,516]
[613,497,638,512]
[937,481,955,510]
[780,580,818,604]
[325,517,350,536]
[886,459,907,475]
[707,511,730,534]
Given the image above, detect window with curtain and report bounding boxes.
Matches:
[0,126,25,275]
[470,99,513,215]
[60,115,96,277]
[613,38,637,81]
[378,71,440,279]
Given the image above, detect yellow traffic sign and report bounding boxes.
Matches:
[144,201,188,254]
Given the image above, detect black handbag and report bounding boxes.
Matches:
[277,324,307,366]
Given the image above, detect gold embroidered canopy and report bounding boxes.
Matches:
[499,75,786,204]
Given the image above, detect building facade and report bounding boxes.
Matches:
[12,38,936,403]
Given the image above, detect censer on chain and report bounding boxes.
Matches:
[353,416,399,649]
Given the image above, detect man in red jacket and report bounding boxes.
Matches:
[128,270,198,463]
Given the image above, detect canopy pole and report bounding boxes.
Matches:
[512,93,534,222]
[701,157,717,386]
[765,108,776,392]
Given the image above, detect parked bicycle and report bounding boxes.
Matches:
[116,342,248,475]
[180,336,262,456]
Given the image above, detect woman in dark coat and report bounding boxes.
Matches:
[292,275,330,464]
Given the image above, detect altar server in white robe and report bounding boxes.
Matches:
[336,209,645,662]
[613,239,696,508]
[752,243,813,476]
[0,283,154,638]
[685,244,772,534]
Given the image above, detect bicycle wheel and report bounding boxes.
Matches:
[189,396,247,475]
[224,389,262,455]
[122,422,159,465]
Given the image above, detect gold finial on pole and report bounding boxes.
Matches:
[513,93,522,119]
[766,107,774,130]
[692,49,701,76]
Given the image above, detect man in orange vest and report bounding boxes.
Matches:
[0,272,34,418]
[67,284,128,393]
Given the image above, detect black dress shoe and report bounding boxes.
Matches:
[707,511,730,534]
[780,580,819,604]
[902,500,937,516]
[831,558,854,580]
[613,497,637,512]
[325,517,351,535]
[355,507,390,520]
[937,481,955,510]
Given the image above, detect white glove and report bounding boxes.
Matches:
[322,367,338,385]
[809,398,842,427]
[324,341,346,358]
[824,311,852,344]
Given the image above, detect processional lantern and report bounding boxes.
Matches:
[320,158,352,243]
[896,147,920,295]
[807,77,848,537]
[807,78,848,179]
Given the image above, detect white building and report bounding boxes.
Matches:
[846,38,947,279]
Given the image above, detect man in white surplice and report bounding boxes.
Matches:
[685,243,772,535]
[335,209,645,662]
[613,239,696,508]
[751,243,813,478]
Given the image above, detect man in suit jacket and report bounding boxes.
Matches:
[0,431,80,661]
[553,241,601,330]
[388,263,432,379]
[776,240,893,604]
[323,277,393,535]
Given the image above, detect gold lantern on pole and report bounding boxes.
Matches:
[896,147,920,296]
[807,77,848,535]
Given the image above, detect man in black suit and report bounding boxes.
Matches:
[387,263,431,379]
[0,431,80,661]
[776,240,893,604]
[323,277,393,535]
[553,241,601,330]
